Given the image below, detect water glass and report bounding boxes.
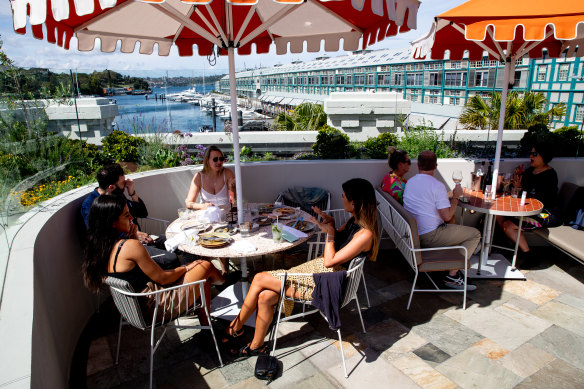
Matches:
[178,207,189,220]
[272,223,282,243]
[240,223,251,237]
[511,187,521,198]
[483,185,493,203]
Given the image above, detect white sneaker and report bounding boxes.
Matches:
[444,272,477,291]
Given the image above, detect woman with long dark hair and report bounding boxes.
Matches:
[82,195,224,321]
[222,178,379,356]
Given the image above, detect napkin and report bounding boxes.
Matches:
[280,224,308,242]
[232,240,257,254]
[165,232,186,252]
[164,230,199,252]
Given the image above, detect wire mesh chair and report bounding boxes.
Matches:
[271,255,367,378]
[105,277,223,389]
[307,209,372,307]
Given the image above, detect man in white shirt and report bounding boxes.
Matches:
[403,151,480,290]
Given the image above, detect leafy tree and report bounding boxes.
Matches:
[102,131,145,162]
[459,91,566,130]
[274,103,327,131]
[361,132,399,159]
[312,125,351,159]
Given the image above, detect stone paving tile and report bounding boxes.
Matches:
[227,376,267,389]
[514,358,584,389]
[392,353,456,389]
[470,339,509,361]
[501,296,539,313]
[444,303,550,351]
[87,367,121,389]
[155,360,224,389]
[376,280,412,301]
[219,358,255,386]
[326,347,421,389]
[412,343,451,368]
[526,265,584,297]
[530,300,584,338]
[290,372,342,389]
[502,279,561,305]
[528,325,584,371]
[362,318,425,357]
[554,292,584,310]
[498,343,555,379]
[436,348,522,389]
[86,336,114,376]
[467,280,514,309]
[411,313,484,356]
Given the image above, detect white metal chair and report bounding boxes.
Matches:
[308,209,372,307]
[105,277,223,389]
[271,255,367,378]
[375,189,470,310]
[137,216,170,236]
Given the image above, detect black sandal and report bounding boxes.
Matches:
[221,327,244,345]
[238,343,268,357]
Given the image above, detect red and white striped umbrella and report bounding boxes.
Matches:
[11,0,420,219]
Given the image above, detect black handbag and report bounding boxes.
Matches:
[254,274,286,381]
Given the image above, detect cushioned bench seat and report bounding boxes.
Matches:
[534,226,584,264]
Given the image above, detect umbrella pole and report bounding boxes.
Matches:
[228,47,244,223]
[490,59,512,198]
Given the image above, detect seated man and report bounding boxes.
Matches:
[81,163,180,269]
[403,151,480,291]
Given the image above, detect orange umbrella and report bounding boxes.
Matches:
[413,0,584,197]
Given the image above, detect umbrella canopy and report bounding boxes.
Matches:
[412,0,584,198]
[12,0,419,220]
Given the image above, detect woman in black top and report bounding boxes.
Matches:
[82,195,224,322]
[496,143,559,264]
[222,178,379,357]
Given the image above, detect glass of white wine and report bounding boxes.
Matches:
[452,170,466,202]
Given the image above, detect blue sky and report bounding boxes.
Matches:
[0,0,465,77]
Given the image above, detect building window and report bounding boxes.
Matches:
[378,74,390,85]
[429,72,441,86]
[537,65,547,82]
[406,73,423,86]
[575,105,584,122]
[393,73,403,86]
[475,71,489,87]
[354,74,365,85]
[366,74,375,85]
[558,63,570,81]
[445,72,467,87]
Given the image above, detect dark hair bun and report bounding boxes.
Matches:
[387,146,396,155]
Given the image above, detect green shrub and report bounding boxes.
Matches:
[241,146,253,157]
[361,132,399,159]
[102,130,145,162]
[520,124,583,157]
[398,125,456,158]
[312,126,351,159]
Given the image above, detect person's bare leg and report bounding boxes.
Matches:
[497,216,529,252]
[248,290,279,349]
[228,272,298,335]
[219,258,229,276]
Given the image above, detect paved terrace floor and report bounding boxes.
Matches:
[82,244,584,389]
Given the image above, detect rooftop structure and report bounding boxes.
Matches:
[218,48,584,129]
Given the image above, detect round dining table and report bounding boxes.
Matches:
[458,189,543,278]
[165,204,315,326]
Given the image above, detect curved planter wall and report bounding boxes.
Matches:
[1,158,582,388]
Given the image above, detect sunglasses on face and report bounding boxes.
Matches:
[212,156,226,162]
[530,152,539,157]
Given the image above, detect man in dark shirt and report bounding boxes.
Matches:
[81,164,180,269]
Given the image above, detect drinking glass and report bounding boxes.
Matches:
[501,173,512,197]
[483,185,493,203]
[511,186,521,198]
[240,223,251,237]
[272,223,282,243]
[452,170,463,186]
[178,208,189,220]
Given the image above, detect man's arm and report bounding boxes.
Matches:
[437,184,462,222]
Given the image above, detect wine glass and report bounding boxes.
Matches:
[452,170,464,201]
[501,172,512,197]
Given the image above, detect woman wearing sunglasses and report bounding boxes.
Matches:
[380,147,411,204]
[496,143,559,268]
[185,145,237,275]
[185,145,236,211]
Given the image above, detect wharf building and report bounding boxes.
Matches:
[217,48,584,130]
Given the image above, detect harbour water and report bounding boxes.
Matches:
[112,85,225,134]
